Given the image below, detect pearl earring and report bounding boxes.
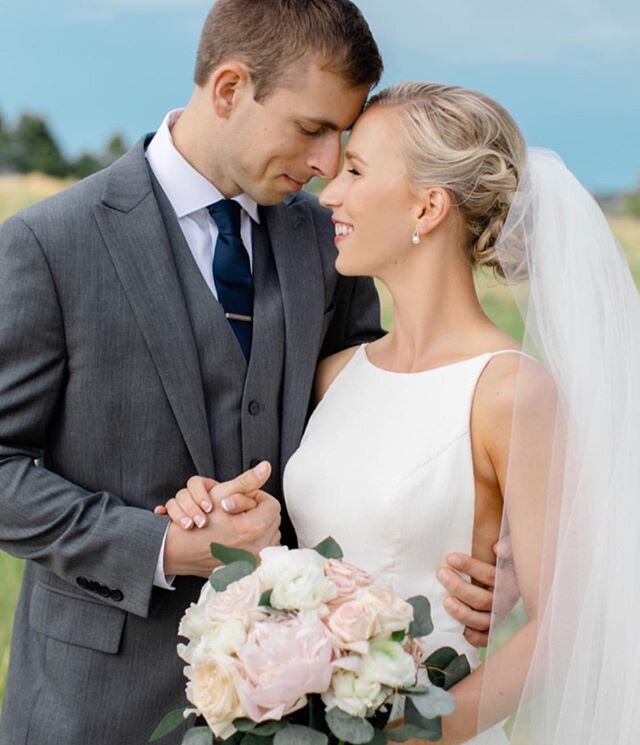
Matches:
[411,228,421,246]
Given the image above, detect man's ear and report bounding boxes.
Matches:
[209,63,252,119]
[415,187,452,237]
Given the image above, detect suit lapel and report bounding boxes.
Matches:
[93,141,214,476]
[264,197,326,466]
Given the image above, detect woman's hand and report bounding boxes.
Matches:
[154,463,270,529]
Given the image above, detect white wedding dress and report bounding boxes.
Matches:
[284,343,519,744]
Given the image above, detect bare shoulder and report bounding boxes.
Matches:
[314,346,360,404]
[474,350,559,459]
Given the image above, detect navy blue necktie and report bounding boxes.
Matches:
[207,199,253,360]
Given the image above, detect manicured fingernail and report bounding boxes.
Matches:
[194,515,206,528]
[444,597,457,612]
[448,554,463,569]
[202,501,213,513]
[180,517,193,529]
[438,568,455,583]
[222,498,236,512]
[253,461,269,478]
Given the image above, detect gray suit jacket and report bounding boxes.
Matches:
[0,140,382,745]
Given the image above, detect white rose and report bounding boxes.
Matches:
[359,640,417,689]
[191,619,247,659]
[322,670,389,719]
[178,601,210,643]
[356,586,414,638]
[259,547,337,611]
[185,653,245,740]
[205,572,265,628]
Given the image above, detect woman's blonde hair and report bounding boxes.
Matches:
[367,82,526,277]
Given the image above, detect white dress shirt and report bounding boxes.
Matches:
[145,109,260,588]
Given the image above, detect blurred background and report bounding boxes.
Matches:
[1,0,639,703]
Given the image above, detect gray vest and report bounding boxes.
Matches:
[152,183,287,510]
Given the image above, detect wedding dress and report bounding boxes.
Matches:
[284,343,522,744]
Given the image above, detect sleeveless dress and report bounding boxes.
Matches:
[283,344,527,744]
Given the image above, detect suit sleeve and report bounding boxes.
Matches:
[320,274,385,358]
[0,216,168,618]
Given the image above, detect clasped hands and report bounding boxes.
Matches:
[156,463,518,646]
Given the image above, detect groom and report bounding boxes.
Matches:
[0,2,497,744]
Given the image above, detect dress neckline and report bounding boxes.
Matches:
[359,343,528,377]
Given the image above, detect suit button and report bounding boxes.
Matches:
[249,458,261,469]
[97,585,110,598]
[76,577,89,589]
[110,589,124,602]
[248,400,261,416]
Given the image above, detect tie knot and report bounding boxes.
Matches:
[208,199,242,237]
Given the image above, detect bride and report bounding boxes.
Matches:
[160,83,640,743]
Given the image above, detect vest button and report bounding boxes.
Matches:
[248,400,261,416]
[249,458,261,469]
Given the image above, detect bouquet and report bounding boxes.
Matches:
[151,538,469,745]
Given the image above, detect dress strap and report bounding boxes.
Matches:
[487,349,538,363]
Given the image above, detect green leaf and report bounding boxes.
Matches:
[407,687,456,719]
[233,719,284,736]
[385,722,442,742]
[367,729,388,745]
[407,596,434,638]
[391,630,405,643]
[441,654,471,691]
[403,698,443,741]
[210,543,258,569]
[182,727,213,745]
[259,590,273,607]
[325,707,375,744]
[424,647,458,687]
[273,723,328,745]
[240,734,274,745]
[149,708,187,742]
[209,561,256,591]
[312,536,344,560]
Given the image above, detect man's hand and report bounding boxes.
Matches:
[163,462,281,578]
[437,538,519,648]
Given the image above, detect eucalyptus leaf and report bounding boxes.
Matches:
[407,596,434,638]
[312,536,344,560]
[367,729,388,745]
[209,561,256,591]
[273,723,328,745]
[240,734,274,745]
[210,543,258,569]
[233,719,283,736]
[149,708,187,742]
[259,590,273,607]
[425,647,459,689]
[391,630,405,643]
[182,727,213,745]
[442,654,471,690]
[385,723,442,742]
[408,687,456,719]
[404,698,443,741]
[325,708,374,744]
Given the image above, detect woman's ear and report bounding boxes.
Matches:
[209,63,251,119]
[415,187,452,237]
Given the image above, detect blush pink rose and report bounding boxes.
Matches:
[326,600,381,654]
[205,572,265,628]
[232,612,335,722]
[325,559,372,609]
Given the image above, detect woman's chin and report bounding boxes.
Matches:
[335,255,371,278]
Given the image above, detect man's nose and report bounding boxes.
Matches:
[308,135,342,180]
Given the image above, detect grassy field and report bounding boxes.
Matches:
[0,174,639,704]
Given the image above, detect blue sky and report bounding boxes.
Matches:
[1,0,638,192]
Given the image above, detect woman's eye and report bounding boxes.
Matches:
[347,168,361,176]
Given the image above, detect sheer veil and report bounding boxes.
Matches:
[478,148,640,743]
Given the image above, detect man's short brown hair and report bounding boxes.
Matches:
[194,0,383,100]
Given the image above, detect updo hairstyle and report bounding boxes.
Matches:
[367,83,526,277]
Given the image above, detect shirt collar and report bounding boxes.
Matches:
[146,109,260,224]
